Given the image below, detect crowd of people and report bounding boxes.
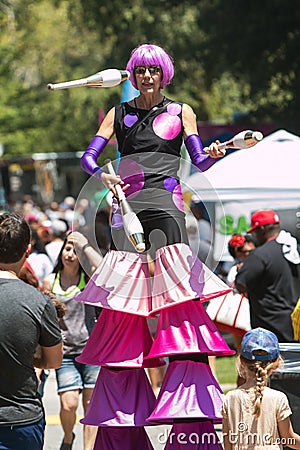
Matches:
[2,193,300,450]
[0,41,300,450]
[0,195,109,450]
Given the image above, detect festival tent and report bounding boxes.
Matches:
[184,129,300,260]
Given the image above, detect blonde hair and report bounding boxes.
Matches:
[237,355,282,418]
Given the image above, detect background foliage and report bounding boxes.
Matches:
[0,0,298,156]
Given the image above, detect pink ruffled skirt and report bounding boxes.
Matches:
[76,309,165,368]
[75,243,231,317]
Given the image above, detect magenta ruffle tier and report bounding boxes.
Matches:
[93,426,154,450]
[164,421,223,450]
[76,309,165,368]
[75,250,152,316]
[150,244,231,314]
[81,367,156,427]
[147,360,224,424]
[143,300,234,427]
[144,300,235,361]
[75,244,231,317]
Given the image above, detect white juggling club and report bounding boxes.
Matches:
[105,160,146,253]
[47,69,130,91]
[203,130,263,153]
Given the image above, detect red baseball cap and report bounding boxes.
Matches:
[247,209,280,233]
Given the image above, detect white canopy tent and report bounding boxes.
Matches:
[184,129,300,260]
[187,129,300,201]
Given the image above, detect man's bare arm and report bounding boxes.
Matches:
[34,342,63,369]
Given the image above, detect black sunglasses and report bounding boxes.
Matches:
[134,66,161,75]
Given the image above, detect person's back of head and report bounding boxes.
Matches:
[0,212,31,264]
[50,219,68,240]
[247,210,281,245]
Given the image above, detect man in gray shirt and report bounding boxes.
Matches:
[0,212,63,450]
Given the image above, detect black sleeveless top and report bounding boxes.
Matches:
[114,98,185,220]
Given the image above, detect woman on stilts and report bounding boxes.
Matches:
[77,43,234,449]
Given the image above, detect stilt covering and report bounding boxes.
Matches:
[164,421,223,450]
[76,309,165,368]
[145,300,235,361]
[75,250,152,316]
[151,244,231,314]
[76,245,234,449]
[147,360,224,424]
[75,245,231,316]
[94,426,154,450]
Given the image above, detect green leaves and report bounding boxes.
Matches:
[0,0,298,158]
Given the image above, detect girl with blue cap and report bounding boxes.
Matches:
[222,327,300,450]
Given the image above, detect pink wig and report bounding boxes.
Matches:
[126,43,174,90]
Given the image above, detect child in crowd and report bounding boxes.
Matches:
[222,327,300,450]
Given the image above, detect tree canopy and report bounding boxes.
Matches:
[0,0,298,157]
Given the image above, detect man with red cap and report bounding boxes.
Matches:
[235,209,300,342]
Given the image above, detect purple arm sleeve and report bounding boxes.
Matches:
[80,135,108,178]
[185,134,218,172]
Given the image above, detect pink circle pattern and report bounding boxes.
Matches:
[152,102,182,141]
[172,184,184,212]
[118,158,145,199]
[167,103,182,116]
[153,113,181,140]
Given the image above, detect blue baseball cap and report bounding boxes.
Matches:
[241,327,280,361]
